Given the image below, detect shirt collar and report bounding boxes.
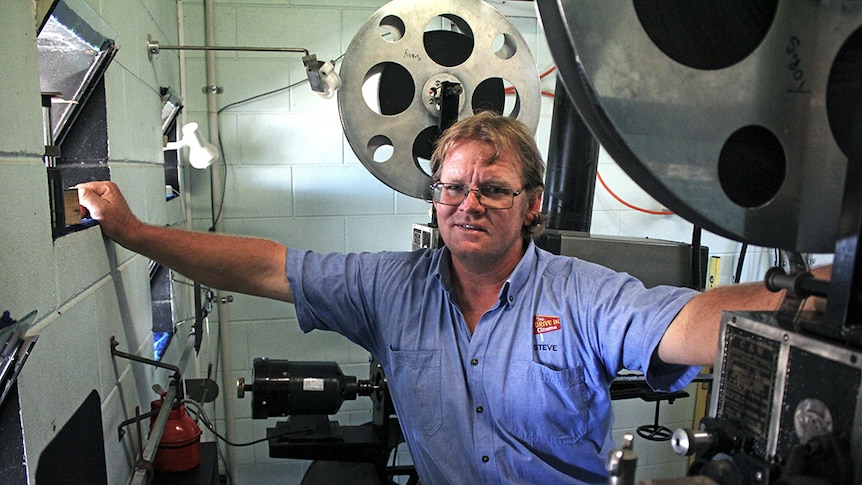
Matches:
[501,239,538,306]
[434,240,539,306]
[435,247,454,292]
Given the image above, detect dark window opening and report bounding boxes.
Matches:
[46,78,110,238]
[150,262,174,361]
[161,88,183,200]
[37,0,117,238]
[55,79,110,187]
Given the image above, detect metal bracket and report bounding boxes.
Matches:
[109,336,182,398]
[109,336,181,375]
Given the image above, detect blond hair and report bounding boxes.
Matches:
[430,111,546,237]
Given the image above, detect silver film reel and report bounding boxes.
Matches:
[538,0,862,253]
[338,0,541,200]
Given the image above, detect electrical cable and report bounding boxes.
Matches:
[734,242,748,283]
[182,399,313,447]
[505,65,556,98]
[210,133,228,230]
[596,171,674,215]
[208,53,346,229]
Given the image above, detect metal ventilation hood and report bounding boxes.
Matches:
[37,0,118,145]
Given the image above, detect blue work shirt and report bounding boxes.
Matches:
[287,241,700,484]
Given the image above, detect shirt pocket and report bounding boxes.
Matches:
[502,360,591,444]
[388,348,443,436]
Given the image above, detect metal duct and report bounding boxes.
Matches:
[542,76,599,232]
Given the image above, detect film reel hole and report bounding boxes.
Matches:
[424,15,474,67]
[364,62,414,116]
[718,125,786,208]
[413,126,439,177]
[368,135,394,163]
[633,0,777,70]
[827,26,862,159]
[472,78,520,118]
[416,156,432,178]
[492,33,517,60]
[379,15,405,42]
[500,78,521,118]
[472,78,505,116]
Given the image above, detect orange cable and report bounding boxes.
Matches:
[539,65,557,78]
[504,65,557,95]
[596,171,674,215]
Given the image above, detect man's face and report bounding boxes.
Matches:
[433,139,540,268]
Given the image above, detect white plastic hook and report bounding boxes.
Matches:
[315,61,341,99]
[164,122,220,169]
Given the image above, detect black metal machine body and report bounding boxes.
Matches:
[681,309,862,485]
[661,157,862,484]
[535,1,862,484]
[237,357,416,485]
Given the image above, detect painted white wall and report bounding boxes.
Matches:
[0,0,808,484]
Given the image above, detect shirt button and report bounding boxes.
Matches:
[476,406,484,413]
[482,455,490,463]
[471,358,479,366]
[508,295,514,303]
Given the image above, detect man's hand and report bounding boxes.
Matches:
[660,264,833,366]
[76,181,143,244]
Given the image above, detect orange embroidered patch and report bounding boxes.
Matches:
[534,315,561,335]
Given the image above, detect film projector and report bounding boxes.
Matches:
[538,1,862,484]
[236,0,862,484]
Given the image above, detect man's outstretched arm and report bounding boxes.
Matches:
[78,181,293,303]
[659,265,831,366]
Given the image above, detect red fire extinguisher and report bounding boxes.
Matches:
[149,394,202,473]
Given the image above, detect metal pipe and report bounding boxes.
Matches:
[110,337,182,395]
[542,75,599,232]
[177,0,194,235]
[147,37,308,57]
[128,385,178,485]
[201,1,238,482]
[126,331,197,485]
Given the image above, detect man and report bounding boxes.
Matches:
[79,111,800,483]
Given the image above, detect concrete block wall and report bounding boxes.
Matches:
[0,0,187,483]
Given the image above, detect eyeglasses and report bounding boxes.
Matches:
[430,182,523,209]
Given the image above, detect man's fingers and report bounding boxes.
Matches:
[76,181,112,198]
[76,181,114,220]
